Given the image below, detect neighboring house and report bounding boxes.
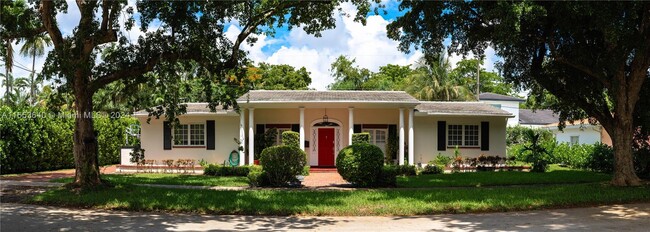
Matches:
[520,109,612,145]
[130,90,513,167]
[479,92,525,126]
[543,120,612,146]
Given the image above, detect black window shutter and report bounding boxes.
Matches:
[256,124,265,134]
[163,122,172,150]
[481,121,490,151]
[206,120,215,150]
[353,124,362,133]
[437,121,446,151]
[291,124,299,132]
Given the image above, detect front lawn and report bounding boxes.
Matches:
[51,174,249,187]
[29,183,649,216]
[397,170,611,188]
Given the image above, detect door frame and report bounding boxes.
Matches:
[310,118,342,166]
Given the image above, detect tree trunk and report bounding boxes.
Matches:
[72,80,102,188]
[610,116,642,186]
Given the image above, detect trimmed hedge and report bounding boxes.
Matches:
[395,165,417,176]
[336,143,385,187]
[421,164,444,175]
[351,133,370,145]
[0,106,138,174]
[203,164,251,176]
[282,131,300,148]
[259,145,307,186]
[247,165,268,187]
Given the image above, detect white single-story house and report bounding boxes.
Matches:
[130,90,513,167]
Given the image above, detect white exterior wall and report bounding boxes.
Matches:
[413,116,508,164]
[252,108,409,166]
[548,125,603,145]
[135,115,239,164]
[480,100,519,126]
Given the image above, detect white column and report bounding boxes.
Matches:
[408,108,414,165]
[248,108,255,165]
[399,108,405,165]
[239,108,246,166]
[299,107,305,151]
[348,107,354,145]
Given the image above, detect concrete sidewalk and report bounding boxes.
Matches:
[1,202,648,231]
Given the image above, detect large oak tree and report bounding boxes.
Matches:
[7,0,374,188]
[388,1,649,186]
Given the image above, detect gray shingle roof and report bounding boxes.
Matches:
[237,90,419,103]
[479,92,525,102]
[416,102,513,116]
[134,103,232,115]
[519,109,559,125]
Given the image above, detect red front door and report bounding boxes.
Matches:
[318,128,335,166]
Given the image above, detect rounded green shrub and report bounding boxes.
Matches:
[336,143,384,187]
[259,145,307,186]
[282,131,300,148]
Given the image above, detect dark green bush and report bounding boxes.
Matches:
[395,165,417,176]
[421,164,444,174]
[254,128,277,160]
[351,133,370,145]
[246,165,268,187]
[203,164,250,176]
[0,106,137,174]
[634,148,650,178]
[336,143,384,187]
[282,131,300,148]
[377,165,398,187]
[585,143,614,173]
[260,145,307,186]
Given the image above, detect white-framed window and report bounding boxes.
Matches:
[363,129,388,145]
[448,124,480,147]
[274,128,291,145]
[174,124,205,146]
[570,136,580,145]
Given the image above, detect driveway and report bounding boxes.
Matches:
[1,203,648,231]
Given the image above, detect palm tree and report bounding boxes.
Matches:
[403,55,474,101]
[19,33,52,105]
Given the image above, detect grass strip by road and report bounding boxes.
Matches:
[29,183,649,216]
[51,174,249,187]
[397,170,611,188]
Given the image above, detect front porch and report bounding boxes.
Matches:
[236,90,420,166]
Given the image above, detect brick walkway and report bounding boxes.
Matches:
[0,165,117,182]
[302,170,350,188]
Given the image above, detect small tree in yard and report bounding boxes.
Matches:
[2,0,375,188]
[520,130,552,173]
[388,1,650,186]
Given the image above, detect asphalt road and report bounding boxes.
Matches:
[1,203,649,231]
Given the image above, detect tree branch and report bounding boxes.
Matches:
[90,55,162,93]
[39,1,64,49]
[547,38,612,88]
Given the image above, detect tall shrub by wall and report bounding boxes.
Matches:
[0,106,138,174]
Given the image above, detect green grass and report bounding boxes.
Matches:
[50,174,249,187]
[29,183,650,216]
[398,170,611,188]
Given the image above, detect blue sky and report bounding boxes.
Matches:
[3,0,501,95]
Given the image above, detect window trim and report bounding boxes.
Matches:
[446,124,481,148]
[272,127,291,145]
[362,128,388,145]
[173,123,206,148]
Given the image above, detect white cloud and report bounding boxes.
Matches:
[235,2,425,90]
